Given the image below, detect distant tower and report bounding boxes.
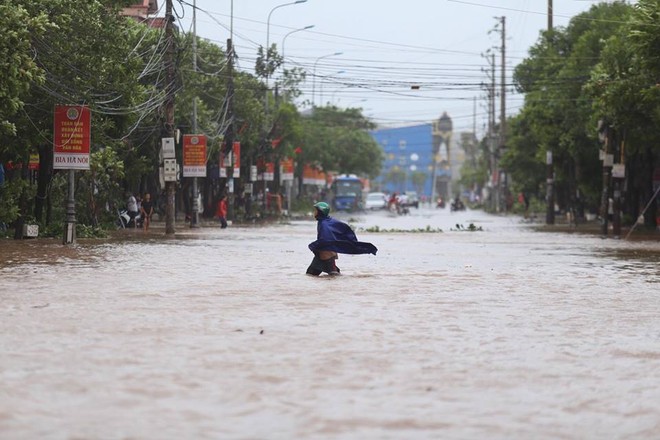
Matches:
[431,112,453,201]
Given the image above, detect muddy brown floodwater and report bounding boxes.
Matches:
[1,207,659,439]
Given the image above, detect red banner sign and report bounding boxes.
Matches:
[280,158,294,181]
[53,105,91,170]
[302,164,326,185]
[182,134,207,177]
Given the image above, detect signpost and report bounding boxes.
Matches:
[53,105,91,244]
[183,134,207,227]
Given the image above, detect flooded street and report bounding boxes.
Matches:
[1,207,659,439]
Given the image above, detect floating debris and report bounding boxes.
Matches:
[360,225,443,233]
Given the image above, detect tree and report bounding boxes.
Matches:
[0,3,49,140]
[510,2,632,215]
[300,106,383,179]
[585,0,660,224]
[0,1,154,233]
[0,2,50,229]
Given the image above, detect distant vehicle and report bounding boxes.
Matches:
[451,197,466,212]
[331,174,364,211]
[365,192,388,210]
[400,191,419,208]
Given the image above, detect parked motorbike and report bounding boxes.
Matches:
[117,209,143,228]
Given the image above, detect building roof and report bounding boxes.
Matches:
[120,0,159,21]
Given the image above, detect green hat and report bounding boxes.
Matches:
[314,201,330,217]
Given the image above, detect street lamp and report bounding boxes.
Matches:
[312,52,343,106]
[265,0,307,112]
[281,24,314,63]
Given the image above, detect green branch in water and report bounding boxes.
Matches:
[360,225,443,233]
[450,223,483,231]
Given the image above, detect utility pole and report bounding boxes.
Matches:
[546,2,555,225]
[546,151,554,224]
[599,124,612,236]
[164,0,176,235]
[499,16,506,212]
[225,37,236,220]
[473,96,477,141]
[482,52,496,212]
[190,0,199,228]
[612,136,623,237]
[491,52,498,212]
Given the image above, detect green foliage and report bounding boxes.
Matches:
[76,224,108,238]
[499,110,546,198]
[0,2,391,229]
[0,179,34,224]
[255,45,283,80]
[0,3,50,139]
[301,106,383,178]
[38,221,63,238]
[451,223,483,232]
[80,147,127,225]
[279,67,307,102]
[459,136,491,194]
[36,222,108,239]
[629,0,660,73]
[508,2,647,213]
[0,1,173,231]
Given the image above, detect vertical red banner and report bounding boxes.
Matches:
[53,105,91,170]
[220,141,241,178]
[232,141,240,178]
[280,158,294,181]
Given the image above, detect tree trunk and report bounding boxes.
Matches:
[34,144,53,224]
[13,163,30,240]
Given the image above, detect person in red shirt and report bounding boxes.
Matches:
[216,194,228,229]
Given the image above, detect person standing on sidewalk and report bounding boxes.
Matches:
[216,194,228,229]
[140,193,154,231]
[306,202,377,276]
[126,192,138,228]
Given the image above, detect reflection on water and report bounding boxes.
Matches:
[1,208,659,439]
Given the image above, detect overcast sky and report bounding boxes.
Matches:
[173,0,633,135]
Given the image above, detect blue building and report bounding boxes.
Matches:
[370,123,452,199]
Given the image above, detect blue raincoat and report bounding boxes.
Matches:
[308,216,377,255]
